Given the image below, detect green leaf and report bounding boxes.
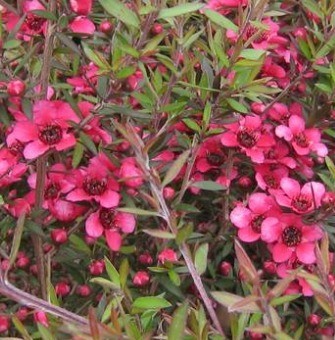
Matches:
[325,156,335,179]
[117,207,160,217]
[82,42,111,69]
[194,243,209,275]
[203,101,212,127]
[90,277,122,292]
[239,49,266,60]
[31,10,57,21]
[158,3,204,19]
[37,324,55,340]
[176,223,194,245]
[3,39,21,49]
[168,270,181,286]
[56,33,81,55]
[162,149,190,187]
[226,98,248,113]
[315,34,335,58]
[192,181,226,191]
[9,214,25,269]
[119,258,129,289]
[79,131,98,154]
[47,282,59,307]
[270,294,301,307]
[72,142,84,168]
[69,234,91,255]
[211,292,261,313]
[167,301,189,340]
[99,0,140,28]
[12,315,33,340]
[142,229,176,239]
[302,0,324,19]
[133,296,172,310]
[204,9,238,32]
[104,256,121,288]
[182,118,201,133]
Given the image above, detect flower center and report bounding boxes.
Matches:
[83,177,107,196]
[245,25,269,43]
[251,215,264,233]
[207,168,221,180]
[206,153,223,166]
[9,141,24,156]
[294,132,309,148]
[282,226,302,247]
[99,208,116,229]
[25,15,45,31]
[264,174,279,189]
[292,194,312,212]
[44,182,61,199]
[38,124,62,145]
[237,128,258,148]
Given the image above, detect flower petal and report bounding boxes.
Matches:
[98,190,120,208]
[272,243,293,263]
[114,212,136,233]
[23,141,49,159]
[85,212,103,238]
[105,230,122,251]
[296,243,316,264]
[280,177,300,198]
[230,206,252,228]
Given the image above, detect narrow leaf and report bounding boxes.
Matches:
[194,243,209,275]
[204,9,238,32]
[158,3,204,19]
[133,296,172,309]
[167,301,189,340]
[162,150,190,187]
[9,214,25,268]
[142,229,176,239]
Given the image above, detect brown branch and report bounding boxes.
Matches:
[0,0,18,15]
[33,0,57,300]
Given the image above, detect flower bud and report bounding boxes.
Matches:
[133,271,150,287]
[99,20,113,33]
[89,260,105,275]
[151,23,163,35]
[263,261,277,275]
[138,252,153,266]
[34,311,49,327]
[76,284,91,297]
[0,316,9,333]
[158,248,178,264]
[55,281,71,297]
[308,314,321,327]
[163,187,175,200]
[219,261,232,276]
[7,80,26,97]
[238,176,252,187]
[16,307,29,321]
[51,228,68,244]
[69,0,92,15]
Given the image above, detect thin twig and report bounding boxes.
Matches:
[0,0,18,15]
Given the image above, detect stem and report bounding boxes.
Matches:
[32,0,57,300]
[119,124,225,336]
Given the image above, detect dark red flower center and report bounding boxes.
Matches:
[292,194,312,212]
[206,153,224,166]
[237,128,258,148]
[282,226,302,247]
[9,141,24,156]
[25,15,45,31]
[38,124,62,145]
[264,174,279,189]
[83,177,107,196]
[245,25,269,43]
[44,182,61,199]
[251,215,264,233]
[99,208,116,229]
[294,132,309,148]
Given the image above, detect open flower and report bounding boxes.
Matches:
[7,100,79,159]
[262,214,323,264]
[85,208,135,251]
[275,115,328,157]
[230,193,279,242]
[221,115,275,163]
[273,177,325,214]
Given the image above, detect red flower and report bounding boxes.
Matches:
[69,0,92,15]
[85,208,135,251]
[261,214,323,264]
[7,100,79,159]
[275,115,328,157]
[221,115,275,163]
[230,193,279,242]
[273,177,325,214]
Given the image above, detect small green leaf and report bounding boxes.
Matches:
[79,131,98,154]
[90,277,122,292]
[31,10,57,21]
[69,234,91,254]
[82,42,111,69]
[182,118,201,133]
[72,142,84,168]
[158,3,204,19]
[162,150,190,187]
[176,223,194,245]
[9,214,25,269]
[211,292,261,313]
[226,98,248,113]
[194,243,209,275]
[167,301,189,340]
[12,315,33,340]
[3,39,21,49]
[117,207,160,216]
[104,256,121,288]
[99,0,140,28]
[133,296,172,310]
[37,324,55,340]
[204,9,238,32]
[142,229,176,239]
[168,270,181,286]
[270,294,301,307]
[239,49,266,60]
[192,181,226,191]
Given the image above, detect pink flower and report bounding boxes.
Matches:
[67,63,98,94]
[48,199,86,222]
[7,100,79,159]
[275,115,328,157]
[85,208,135,251]
[78,102,112,145]
[69,16,95,35]
[230,193,279,242]
[69,0,92,15]
[255,164,289,191]
[158,248,178,264]
[221,115,275,163]
[261,214,323,264]
[0,148,27,187]
[119,158,143,188]
[66,165,120,208]
[274,177,325,214]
